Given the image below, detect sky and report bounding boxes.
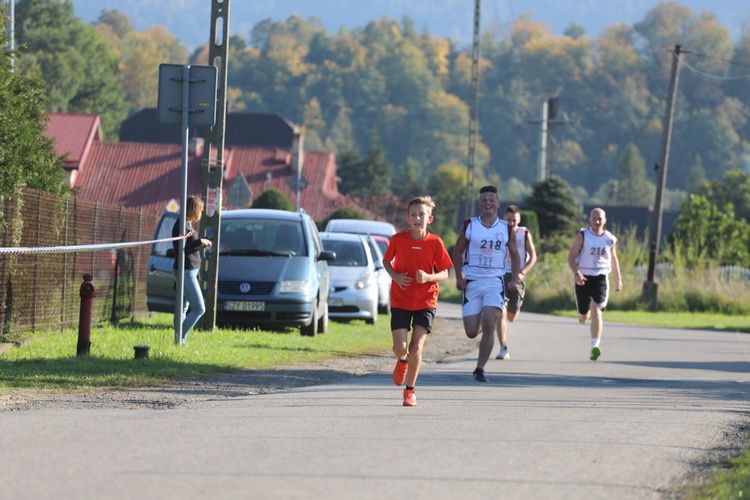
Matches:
[65,0,750,50]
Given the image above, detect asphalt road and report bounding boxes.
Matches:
[2,304,749,500]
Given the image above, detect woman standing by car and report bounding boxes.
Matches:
[173,195,212,342]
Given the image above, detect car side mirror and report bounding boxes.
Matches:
[319,250,336,262]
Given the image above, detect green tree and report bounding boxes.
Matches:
[669,194,750,267]
[335,145,363,196]
[564,22,586,40]
[335,134,392,197]
[360,132,392,195]
[392,157,422,199]
[15,0,128,140]
[616,143,654,206]
[686,154,706,194]
[697,168,750,223]
[96,9,134,40]
[676,107,740,186]
[0,7,66,196]
[252,189,294,211]
[524,175,582,239]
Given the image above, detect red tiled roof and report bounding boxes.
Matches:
[223,147,347,219]
[48,112,367,222]
[75,142,358,221]
[45,113,101,170]
[74,142,206,213]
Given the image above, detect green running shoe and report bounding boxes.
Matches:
[590,346,602,361]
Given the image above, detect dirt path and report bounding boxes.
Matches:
[0,316,476,412]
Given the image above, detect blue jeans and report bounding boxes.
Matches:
[174,268,206,340]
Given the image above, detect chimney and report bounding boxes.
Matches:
[189,137,205,157]
[291,127,304,174]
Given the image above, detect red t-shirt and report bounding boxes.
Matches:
[383,230,453,311]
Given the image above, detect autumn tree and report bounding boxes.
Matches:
[426,163,467,241]
[119,26,188,112]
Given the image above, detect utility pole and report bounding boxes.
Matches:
[537,98,549,180]
[527,93,573,181]
[199,0,230,330]
[642,44,682,309]
[461,0,481,222]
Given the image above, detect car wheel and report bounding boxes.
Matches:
[300,299,319,337]
[365,313,377,325]
[378,302,391,315]
[317,301,328,334]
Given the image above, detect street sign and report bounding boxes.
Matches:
[157,64,218,126]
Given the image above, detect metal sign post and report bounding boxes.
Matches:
[157,63,217,344]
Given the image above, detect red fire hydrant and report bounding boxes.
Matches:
[77,273,96,356]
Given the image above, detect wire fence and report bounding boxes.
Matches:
[0,188,163,340]
[633,263,750,282]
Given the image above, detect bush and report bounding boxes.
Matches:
[251,189,294,211]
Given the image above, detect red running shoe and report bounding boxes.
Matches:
[392,358,408,386]
[403,389,417,407]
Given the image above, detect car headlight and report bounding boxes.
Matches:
[280,280,310,294]
[354,272,375,290]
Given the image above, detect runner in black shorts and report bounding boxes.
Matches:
[568,208,622,361]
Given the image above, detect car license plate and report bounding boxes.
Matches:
[225,301,265,311]
[329,297,343,307]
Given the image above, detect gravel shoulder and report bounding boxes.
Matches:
[0,316,476,412]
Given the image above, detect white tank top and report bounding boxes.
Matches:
[575,228,617,276]
[504,226,529,270]
[462,216,510,279]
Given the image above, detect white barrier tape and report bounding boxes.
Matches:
[0,232,193,255]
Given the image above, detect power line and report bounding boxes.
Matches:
[677,55,750,119]
[690,51,750,71]
[677,53,750,81]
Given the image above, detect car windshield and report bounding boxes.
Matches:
[220,219,307,257]
[323,240,367,267]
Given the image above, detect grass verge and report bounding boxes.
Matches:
[0,313,392,391]
[550,309,750,333]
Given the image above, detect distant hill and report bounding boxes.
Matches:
[69,0,750,50]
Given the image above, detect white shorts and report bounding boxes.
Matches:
[461,277,505,317]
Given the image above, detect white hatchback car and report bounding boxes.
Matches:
[319,232,379,325]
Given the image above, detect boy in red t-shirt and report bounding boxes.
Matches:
[383,196,453,407]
